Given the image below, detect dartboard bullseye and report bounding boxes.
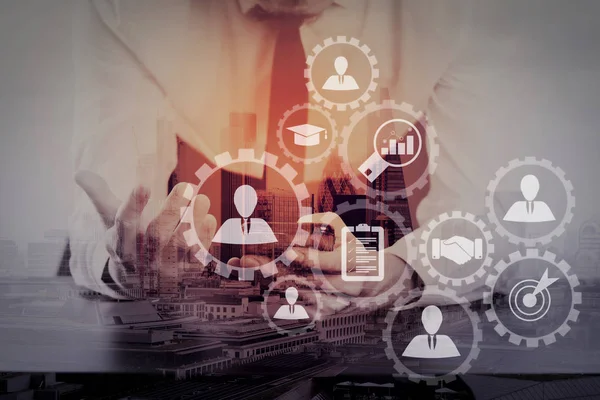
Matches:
[509,279,551,322]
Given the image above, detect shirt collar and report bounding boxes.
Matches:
[238,0,363,16]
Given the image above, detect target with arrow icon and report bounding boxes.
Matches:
[509,268,559,322]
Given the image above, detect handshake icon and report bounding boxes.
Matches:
[431,236,483,265]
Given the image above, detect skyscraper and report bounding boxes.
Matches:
[317,158,356,213]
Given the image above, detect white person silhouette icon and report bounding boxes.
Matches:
[402,305,460,359]
[273,287,310,320]
[503,174,556,223]
[212,185,277,245]
[321,56,359,91]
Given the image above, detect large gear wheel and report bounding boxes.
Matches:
[339,100,440,200]
[483,248,582,347]
[485,157,575,246]
[304,36,379,111]
[307,199,416,309]
[181,149,312,280]
[383,287,482,386]
[261,275,322,336]
[419,211,495,287]
[276,103,338,164]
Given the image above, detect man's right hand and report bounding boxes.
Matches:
[75,171,217,281]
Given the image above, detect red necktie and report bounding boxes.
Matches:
[264,15,308,190]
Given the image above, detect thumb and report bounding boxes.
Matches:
[75,170,122,228]
[288,246,342,272]
[115,185,151,226]
[298,212,347,239]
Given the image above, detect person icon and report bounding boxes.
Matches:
[273,287,310,320]
[503,174,556,223]
[402,305,460,359]
[212,185,277,245]
[321,56,359,91]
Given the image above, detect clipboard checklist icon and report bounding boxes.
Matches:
[341,224,385,282]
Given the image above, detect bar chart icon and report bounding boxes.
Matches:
[381,134,415,156]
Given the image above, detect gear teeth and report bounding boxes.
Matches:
[508,335,520,347]
[486,157,575,246]
[339,101,439,200]
[262,276,322,335]
[294,185,309,201]
[237,268,255,281]
[183,149,308,281]
[419,211,495,288]
[495,324,508,336]
[383,287,482,385]
[195,164,213,182]
[214,263,232,279]
[260,262,278,278]
[483,291,493,305]
[558,323,572,337]
[214,152,233,166]
[280,164,297,180]
[305,36,378,111]
[309,198,413,308]
[484,249,582,348]
[543,335,556,346]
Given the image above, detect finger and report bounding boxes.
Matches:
[168,193,214,257]
[75,170,121,227]
[288,247,342,272]
[169,213,217,257]
[173,193,211,247]
[227,257,241,267]
[198,214,217,250]
[239,255,272,269]
[298,212,347,239]
[112,186,150,262]
[146,183,196,253]
[191,194,212,240]
[115,185,151,226]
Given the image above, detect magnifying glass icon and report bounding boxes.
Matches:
[358,118,423,182]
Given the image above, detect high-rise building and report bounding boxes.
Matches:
[158,245,186,298]
[256,189,302,248]
[317,163,356,213]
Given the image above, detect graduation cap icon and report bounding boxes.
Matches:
[286,124,327,147]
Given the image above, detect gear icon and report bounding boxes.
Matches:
[383,286,482,385]
[262,275,322,336]
[276,103,338,164]
[304,36,379,111]
[419,211,495,287]
[483,248,582,347]
[339,100,440,200]
[486,157,575,246]
[307,198,416,309]
[181,149,312,280]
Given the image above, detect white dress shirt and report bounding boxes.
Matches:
[70,0,503,299]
